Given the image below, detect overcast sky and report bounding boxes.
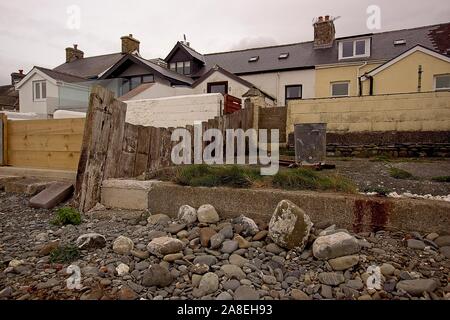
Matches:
[0,0,449,84]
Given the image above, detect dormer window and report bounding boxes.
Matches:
[248,56,259,62]
[279,53,289,59]
[169,61,191,75]
[338,38,370,60]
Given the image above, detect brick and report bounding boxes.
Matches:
[29,182,74,209]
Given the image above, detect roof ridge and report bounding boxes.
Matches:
[36,66,86,79]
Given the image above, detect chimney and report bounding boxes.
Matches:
[121,34,140,54]
[65,44,84,63]
[11,69,25,85]
[313,15,335,49]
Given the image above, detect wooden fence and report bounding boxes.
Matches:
[4,117,84,170]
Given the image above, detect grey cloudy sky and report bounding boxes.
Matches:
[0,0,449,84]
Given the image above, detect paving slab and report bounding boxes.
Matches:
[29,182,74,209]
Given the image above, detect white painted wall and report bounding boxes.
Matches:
[125,93,224,128]
[18,73,58,115]
[130,81,193,100]
[241,69,316,106]
[192,71,250,99]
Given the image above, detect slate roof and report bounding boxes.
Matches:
[35,67,87,83]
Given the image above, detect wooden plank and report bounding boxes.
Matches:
[134,125,151,177]
[7,118,85,136]
[7,150,80,170]
[8,134,83,152]
[117,123,139,178]
[0,113,6,165]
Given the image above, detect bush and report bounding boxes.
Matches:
[51,207,82,226]
[362,186,391,196]
[389,167,413,180]
[49,245,81,263]
[432,176,450,183]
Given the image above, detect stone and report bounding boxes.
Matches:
[407,239,426,250]
[38,240,60,256]
[29,182,73,209]
[440,246,450,259]
[76,233,106,250]
[253,230,268,241]
[163,252,183,262]
[197,204,219,223]
[435,235,450,247]
[117,286,138,300]
[0,287,12,298]
[147,214,171,226]
[320,285,333,299]
[8,259,24,268]
[199,272,219,294]
[116,263,130,276]
[219,225,234,239]
[223,279,241,291]
[262,275,277,285]
[346,279,364,290]
[147,236,184,258]
[200,227,217,247]
[178,205,198,224]
[193,255,218,266]
[313,232,360,260]
[318,272,345,286]
[396,279,438,296]
[131,249,149,260]
[229,254,249,267]
[380,263,396,276]
[135,261,150,271]
[232,215,259,236]
[268,200,312,250]
[142,264,172,287]
[165,223,186,234]
[190,264,210,275]
[234,286,259,300]
[265,243,284,254]
[426,233,439,241]
[216,292,233,300]
[234,235,250,249]
[221,240,239,253]
[148,230,167,240]
[291,289,311,300]
[192,274,202,287]
[328,255,359,271]
[221,264,246,280]
[210,233,225,249]
[113,236,134,255]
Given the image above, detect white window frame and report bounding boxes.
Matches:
[331,81,350,97]
[338,38,371,60]
[434,74,450,91]
[33,80,47,102]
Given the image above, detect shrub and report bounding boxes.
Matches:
[51,207,82,226]
[389,167,413,180]
[49,245,81,263]
[362,186,391,196]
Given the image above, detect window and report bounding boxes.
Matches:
[339,38,370,59]
[207,81,228,95]
[169,63,176,71]
[278,53,289,59]
[184,61,191,75]
[331,82,350,97]
[33,80,46,101]
[285,85,302,104]
[248,56,259,62]
[435,74,450,91]
[121,74,154,95]
[176,62,184,74]
[142,75,154,83]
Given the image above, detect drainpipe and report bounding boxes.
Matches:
[356,62,368,96]
[418,65,423,92]
[276,72,280,106]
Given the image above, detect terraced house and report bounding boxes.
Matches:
[14,17,450,118]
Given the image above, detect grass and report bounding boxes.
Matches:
[362,186,392,196]
[51,207,82,226]
[388,167,414,180]
[432,176,450,183]
[370,154,392,162]
[170,164,357,193]
[49,245,81,263]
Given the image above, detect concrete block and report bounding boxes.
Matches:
[0,175,22,191]
[101,179,161,210]
[29,182,74,209]
[4,178,56,196]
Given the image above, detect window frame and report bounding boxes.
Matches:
[331,81,350,97]
[121,74,155,95]
[434,74,450,91]
[207,81,228,95]
[32,80,47,102]
[338,38,371,60]
[285,84,303,105]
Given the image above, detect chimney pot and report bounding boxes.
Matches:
[74,44,78,49]
[19,69,23,75]
[318,16,323,22]
[325,15,330,21]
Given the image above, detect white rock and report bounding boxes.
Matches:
[313,232,360,260]
[76,233,107,250]
[178,205,198,224]
[197,204,220,223]
[113,236,134,255]
[116,263,130,276]
[8,259,24,268]
[147,236,184,258]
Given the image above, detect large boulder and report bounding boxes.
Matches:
[147,236,184,258]
[178,205,198,224]
[268,200,312,250]
[197,204,220,224]
[313,232,360,260]
[113,236,134,255]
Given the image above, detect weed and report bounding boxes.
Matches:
[51,207,82,226]
[49,245,81,263]
[389,167,414,180]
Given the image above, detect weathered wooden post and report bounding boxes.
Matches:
[75,86,127,213]
[0,113,7,166]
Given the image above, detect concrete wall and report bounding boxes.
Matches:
[241,69,316,106]
[125,93,224,127]
[362,51,450,95]
[315,62,382,98]
[19,73,58,116]
[287,91,450,134]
